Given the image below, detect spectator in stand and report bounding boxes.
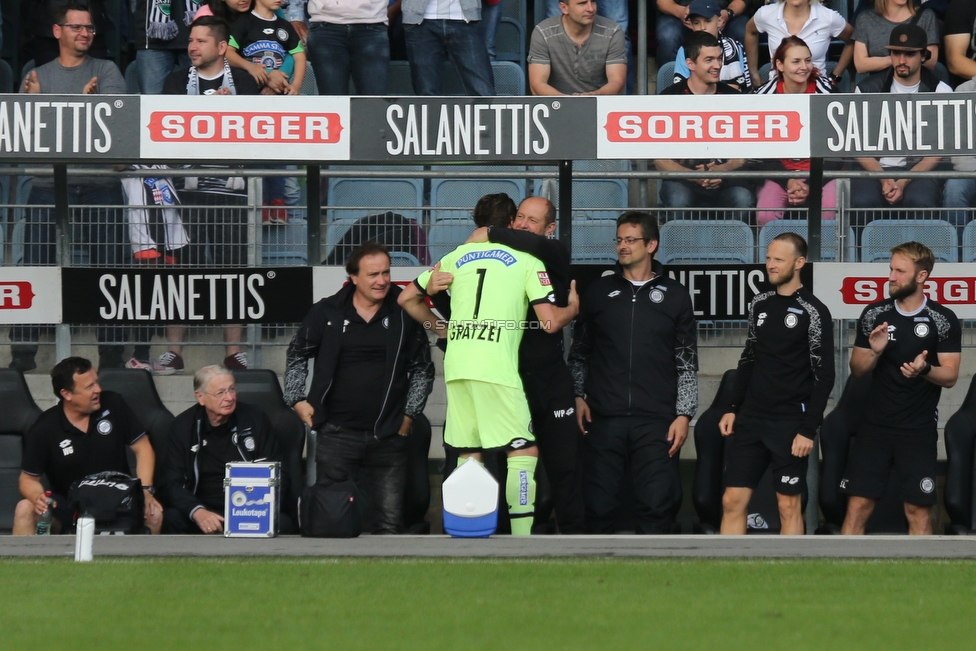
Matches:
[142,15,262,375]
[754,36,837,227]
[131,0,199,94]
[671,0,751,92]
[528,0,626,95]
[400,0,495,96]
[33,0,112,66]
[853,0,939,75]
[745,0,853,89]
[942,77,976,231]
[546,0,631,91]
[656,32,754,222]
[657,0,752,64]
[226,0,305,223]
[944,0,976,88]
[11,2,129,373]
[284,0,391,95]
[197,0,254,23]
[481,0,503,60]
[227,0,305,94]
[851,24,948,225]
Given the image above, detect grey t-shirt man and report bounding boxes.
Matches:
[853,10,939,59]
[528,15,627,94]
[30,56,127,188]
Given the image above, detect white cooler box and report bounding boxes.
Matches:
[223,462,281,538]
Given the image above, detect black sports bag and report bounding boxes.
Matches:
[299,478,362,538]
[68,471,145,534]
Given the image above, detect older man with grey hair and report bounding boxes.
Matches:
[158,365,294,534]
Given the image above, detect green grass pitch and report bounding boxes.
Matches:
[2,558,974,650]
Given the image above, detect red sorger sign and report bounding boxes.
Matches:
[602,111,803,143]
[147,112,344,143]
[0,282,35,309]
[841,277,976,305]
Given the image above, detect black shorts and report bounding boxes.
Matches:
[839,426,938,506]
[723,416,808,496]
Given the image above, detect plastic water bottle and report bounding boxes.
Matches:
[35,491,54,536]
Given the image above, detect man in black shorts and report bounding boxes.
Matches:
[13,357,163,535]
[720,233,834,535]
[841,242,961,535]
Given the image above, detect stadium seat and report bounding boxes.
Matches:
[658,220,755,265]
[818,374,908,534]
[572,219,617,263]
[428,220,473,261]
[961,221,976,263]
[124,63,139,93]
[97,368,176,468]
[263,219,308,266]
[943,376,976,534]
[0,59,13,93]
[495,19,526,68]
[656,61,676,93]
[0,369,43,533]
[430,175,526,222]
[231,369,306,528]
[385,61,526,95]
[390,251,421,266]
[534,161,630,221]
[301,61,318,95]
[759,219,855,262]
[327,177,424,226]
[692,369,801,533]
[861,219,958,263]
[490,61,526,95]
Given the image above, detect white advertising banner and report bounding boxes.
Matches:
[596,94,810,160]
[813,262,976,319]
[0,267,61,324]
[140,96,351,161]
[312,266,428,302]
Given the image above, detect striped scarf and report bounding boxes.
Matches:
[146,1,201,40]
[186,58,238,95]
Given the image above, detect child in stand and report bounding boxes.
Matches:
[227,0,306,222]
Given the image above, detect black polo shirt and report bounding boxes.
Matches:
[323,297,390,430]
[21,391,144,496]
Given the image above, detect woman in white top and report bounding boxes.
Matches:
[853,0,939,74]
[745,0,853,88]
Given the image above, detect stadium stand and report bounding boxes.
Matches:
[861,219,958,263]
[944,376,976,535]
[759,219,856,262]
[0,369,43,533]
[658,220,755,265]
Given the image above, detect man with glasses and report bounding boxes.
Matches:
[158,365,294,534]
[569,211,698,534]
[11,2,129,373]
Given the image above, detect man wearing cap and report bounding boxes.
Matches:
[851,24,951,222]
[528,0,627,95]
[670,0,750,92]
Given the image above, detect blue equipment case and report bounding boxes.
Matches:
[223,462,281,538]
